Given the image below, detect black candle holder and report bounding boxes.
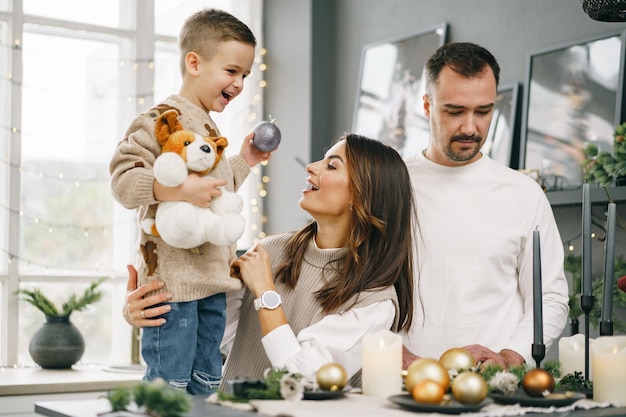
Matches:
[599,320,614,336]
[532,343,545,368]
[580,294,594,383]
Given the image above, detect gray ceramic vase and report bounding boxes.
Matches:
[29,315,85,369]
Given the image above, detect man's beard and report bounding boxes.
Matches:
[444,135,483,163]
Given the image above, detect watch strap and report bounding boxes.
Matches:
[254,290,282,310]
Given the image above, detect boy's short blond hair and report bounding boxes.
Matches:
[178,8,257,76]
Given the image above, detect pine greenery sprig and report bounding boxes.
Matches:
[479,360,561,391]
[216,368,298,403]
[107,386,132,412]
[15,277,106,317]
[133,380,192,417]
[556,371,592,392]
[106,379,192,417]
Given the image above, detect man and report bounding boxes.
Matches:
[403,42,569,369]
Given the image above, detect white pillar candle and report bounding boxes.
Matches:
[362,330,402,399]
[559,334,593,380]
[591,335,626,406]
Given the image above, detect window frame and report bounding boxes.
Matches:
[0,0,142,367]
[0,0,264,367]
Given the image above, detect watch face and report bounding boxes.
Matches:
[263,291,280,308]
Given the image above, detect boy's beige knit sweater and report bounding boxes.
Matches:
[110,94,250,302]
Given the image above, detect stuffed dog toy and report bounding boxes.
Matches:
[141,109,245,249]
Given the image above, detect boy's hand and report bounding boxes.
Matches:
[240,131,274,167]
[180,174,226,207]
[154,173,226,208]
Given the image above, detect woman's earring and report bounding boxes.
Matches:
[349,204,353,211]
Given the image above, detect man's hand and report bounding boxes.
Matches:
[123,265,171,327]
[463,344,524,369]
[499,349,525,368]
[403,345,421,370]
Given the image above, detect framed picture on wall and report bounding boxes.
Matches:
[482,83,522,169]
[519,29,626,191]
[352,23,448,158]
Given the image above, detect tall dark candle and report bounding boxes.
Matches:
[601,202,616,324]
[533,229,544,346]
[582,183,592,297]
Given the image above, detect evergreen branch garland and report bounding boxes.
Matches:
[564,253,626,332]
[583,122,626,185]
[480,360,564,392]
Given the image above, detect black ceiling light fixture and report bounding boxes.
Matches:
[581,0,626,22]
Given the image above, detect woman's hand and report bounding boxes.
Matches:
[230,244,275,297]
[231,245,286,336]
[123,265,171,327]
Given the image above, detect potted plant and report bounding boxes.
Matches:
[15,278,106,369]
[583,121,626,186]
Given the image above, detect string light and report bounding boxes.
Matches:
[0,247,111,273]
[0,40,158,103]
[561,205,624,253]
[0,202,136,231]
[0,159,111,182]
[2,45,272,274]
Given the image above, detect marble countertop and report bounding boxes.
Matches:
[0,365,144,396]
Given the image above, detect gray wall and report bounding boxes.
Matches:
[262,0,314,234]
[265,0,626,233]
[331,0,626,140]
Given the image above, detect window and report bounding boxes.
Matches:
[1,0,264,367]
[0,16,8,346]
[1,19,8,281]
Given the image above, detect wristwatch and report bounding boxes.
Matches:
[254,290,282,310]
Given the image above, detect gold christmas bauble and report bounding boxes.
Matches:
[451,372,488,404]
[411,379,445,404]
[405,358,450,393]
[439,348,477,371]
[522,368,555,397]
[316,362,348,391]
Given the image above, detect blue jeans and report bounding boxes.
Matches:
[141,293,226,395]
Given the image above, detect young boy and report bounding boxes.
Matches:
[109,9,270,394]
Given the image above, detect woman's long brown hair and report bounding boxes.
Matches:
[274,134,416,332]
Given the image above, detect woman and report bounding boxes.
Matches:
[124,133,416,385]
